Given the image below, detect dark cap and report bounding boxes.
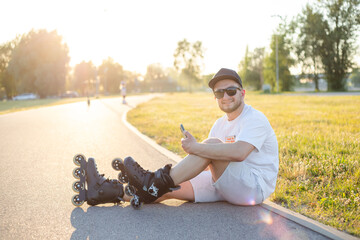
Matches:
[208,68,242,89]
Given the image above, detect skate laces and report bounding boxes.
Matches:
[94,162,103,177]
[94,161,108,181]
[133,162,151,176]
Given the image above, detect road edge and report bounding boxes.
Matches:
[122,108,358,240]
[261,200,358,240]
[122,108,183,163]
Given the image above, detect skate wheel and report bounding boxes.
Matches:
[72,167,85,179]
[71,195,84,207]
[130,195,142,210]
[73,154,86,166]
[72,180,84,192]
[111,158,123,171]
[118,172,128,184]
[125,185,136,196]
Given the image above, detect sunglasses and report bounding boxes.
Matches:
[213,87,241,99]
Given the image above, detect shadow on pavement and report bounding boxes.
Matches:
[70,201,327,240]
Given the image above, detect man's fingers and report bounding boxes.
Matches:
[184,131,192,138]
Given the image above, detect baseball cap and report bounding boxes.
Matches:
[208,68,243,89]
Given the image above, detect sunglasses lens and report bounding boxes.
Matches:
[226,89,237,96]
[214,87,240,99]
[214,91,224,99]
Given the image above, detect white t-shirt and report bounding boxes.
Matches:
[121,87,126,96]
[208,104,279,199]
[120,81,126,96]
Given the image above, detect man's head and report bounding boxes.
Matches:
[208,68,242,90]
[209,68,245,115]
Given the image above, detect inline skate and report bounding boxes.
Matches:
[71,154,124,206]
[112,156,180,209]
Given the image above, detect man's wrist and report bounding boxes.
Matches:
[191,142,202,155]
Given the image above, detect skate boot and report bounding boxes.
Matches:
[71,154,124,207]
[112,156,180,209]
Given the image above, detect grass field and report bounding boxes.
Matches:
[0,98,88,115]
[0,94,129,115]
[127,92,360,237]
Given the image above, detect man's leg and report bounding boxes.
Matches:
[160,138,230,201]
[121,180,194,202]
[169,154,210,185]
[170,138,230,185]
[121,138,230,203]
[156,181,195,202]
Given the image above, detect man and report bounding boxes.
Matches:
[73,68,278,207]
[120,80,127,104]
[120,68,279,206]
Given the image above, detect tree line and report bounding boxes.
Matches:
[0,28,206,99]
[240,0,360,92]
[0,0,359,99]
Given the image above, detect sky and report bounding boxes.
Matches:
[1,0,358,75]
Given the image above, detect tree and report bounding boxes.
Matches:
[173,39,204,92]
[144,63,165,92]
[73,61,96,96]
[238,46,265,90]
[239,46,251,86]
[122,70,141,93]
[0,39,18,98]
[98,57,123,94]
[251,47,265,90]
[293,5,324,91]
[7,29,69,98]
[201,73,214,88]
[144,64,177,92]
[264,22,295,92]
[296,0,360,91]
[318,0,360,91]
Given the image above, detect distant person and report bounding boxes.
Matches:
[75,68,279,208]
[120,81,126,104]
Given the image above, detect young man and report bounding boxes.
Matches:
[74,68,278,207]
[120,68,279,206]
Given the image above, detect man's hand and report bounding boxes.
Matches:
[181,131,198,154]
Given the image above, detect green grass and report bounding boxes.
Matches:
[127,92,360,237]
[0,93,130,115]
[0,98,88,115]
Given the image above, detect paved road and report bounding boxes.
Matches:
[0,95,330,239]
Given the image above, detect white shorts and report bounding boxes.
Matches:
[189,162,264,205]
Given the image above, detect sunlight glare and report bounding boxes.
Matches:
[1,0,328,75]
[248,198,256,206]
[259,211,273,225]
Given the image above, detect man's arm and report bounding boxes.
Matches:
[181,131,255,162]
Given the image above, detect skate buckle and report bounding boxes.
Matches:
[148,183,159,197]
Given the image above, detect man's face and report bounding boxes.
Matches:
[213,79,244,113]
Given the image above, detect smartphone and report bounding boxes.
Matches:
[180,124,186,138]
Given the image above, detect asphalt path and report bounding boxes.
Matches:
[0,95,331,240]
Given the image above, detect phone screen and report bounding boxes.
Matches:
[180,124,186,137]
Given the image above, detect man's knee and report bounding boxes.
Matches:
[202,137,223,144]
